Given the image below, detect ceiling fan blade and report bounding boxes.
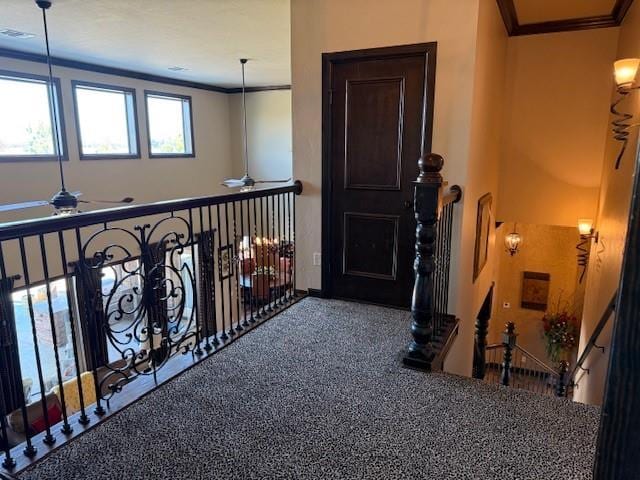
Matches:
[78,197,135,205]
[221,179,247,188]
[0,200,51,213]
[254,178,292,184]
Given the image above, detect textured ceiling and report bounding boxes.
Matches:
[0,0,291,88]
[514,0,617,24]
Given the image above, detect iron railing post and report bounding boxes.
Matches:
[555,360,570,397]
[501,322,516,386]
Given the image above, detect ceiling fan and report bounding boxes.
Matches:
[0,0,134,216]
[221,59,291,191]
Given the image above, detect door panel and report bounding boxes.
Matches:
[344,77,404,191]
[325,45,435,308]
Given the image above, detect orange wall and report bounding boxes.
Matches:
[574,1,640,406]
[498,28,618,227]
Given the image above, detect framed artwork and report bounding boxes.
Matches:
[218,244,235,281]
[473,193,492,281]
[521,271,550,311]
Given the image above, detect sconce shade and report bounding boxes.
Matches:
[578,218,594,236]
[614,58,640,87]
[505,231,522,256]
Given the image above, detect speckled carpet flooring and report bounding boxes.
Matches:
[19,298,600,480]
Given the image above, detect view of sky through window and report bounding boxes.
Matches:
[0,77,56,156]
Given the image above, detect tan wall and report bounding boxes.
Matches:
[489,222,583,365]
[443,0,507,374]
[291,0,480,288]
[229,90,293,182]
[497,28,618,227]
[574,1,640,405]
[0,56,233,225]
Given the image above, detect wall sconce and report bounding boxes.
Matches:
[611,58,640,169]
[504,224,522,256]
[576,218,598,283]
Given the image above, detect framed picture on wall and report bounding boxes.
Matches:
[218,244,235,282]
[473,193,492,282]
[521,271,551,311]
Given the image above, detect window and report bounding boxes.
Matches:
[145,91,194,157]
[0,70,67,162]
[72,81,139,159]
[12,280,81,400]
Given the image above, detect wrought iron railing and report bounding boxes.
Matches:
[479,322,569,398]
[402,153,462,371]
[0,181,302,474]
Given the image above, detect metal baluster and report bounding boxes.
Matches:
[246,199,255,324]
[18,237,55,445]
[239,200,249,328]
[265,196,273,314]
[278,194,287,307]
[188,209,203,356]
[0,244,36,458]
[215,205,228,342]
[38,234,72,435]
[253,198,262,320]
[223,203,235,337]
[198,207,212,352]
[292,191,297,299]
[0,244,18,467]
[207,206,220,346]
[259,197,267,317]
[232,202,243,332]
[0,371,14,469]
[58,231,89,425]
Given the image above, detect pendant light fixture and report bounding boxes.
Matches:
[505,223,522,256]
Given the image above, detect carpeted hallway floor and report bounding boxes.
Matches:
[19,298,600,480]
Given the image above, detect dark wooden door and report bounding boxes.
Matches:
[323,44,436,308]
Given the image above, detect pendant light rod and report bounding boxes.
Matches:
[37,0,66,192]
[240,58,250,178]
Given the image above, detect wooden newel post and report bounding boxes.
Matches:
[501,322,516,386]
[402,153,444,371]
[555,360,569,397]
[473,285,494,379]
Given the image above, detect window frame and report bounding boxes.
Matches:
[71,80,141,161]
[0,69,69,163]
[144,90,195,159]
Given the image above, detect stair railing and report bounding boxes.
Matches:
[402,153,462,371]
[568,291,616,390]
[482,322,568,397]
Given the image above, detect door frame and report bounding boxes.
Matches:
[320,42,438,298]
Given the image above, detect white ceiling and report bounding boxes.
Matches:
[0,0,291,88]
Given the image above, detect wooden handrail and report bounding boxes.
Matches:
[570,291,617,382]
[442,185,462,207]
[0,181,303,241]
[514,345,558,376]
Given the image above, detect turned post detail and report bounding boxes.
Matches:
[473,284,494,379]
[501,322,516,386]
[555,360,570,397]
[402,153,444,371]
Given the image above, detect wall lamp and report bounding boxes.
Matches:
[576,218,598,283]
[504,223,522,256]
[611,58,640,169]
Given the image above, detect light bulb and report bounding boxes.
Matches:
[614,58,640,88]
[577,219,593,236]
